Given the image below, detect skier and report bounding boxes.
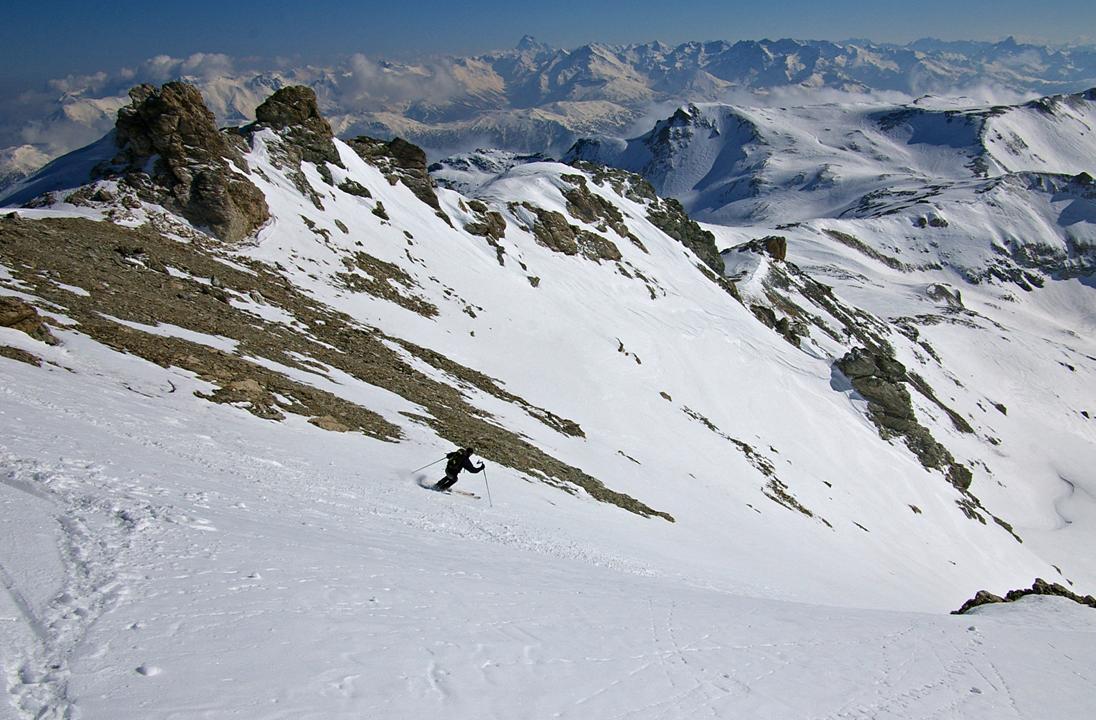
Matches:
[434,447,484,491]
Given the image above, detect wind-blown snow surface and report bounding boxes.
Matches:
[3,126,1096,717]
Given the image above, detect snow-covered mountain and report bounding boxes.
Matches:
[2,82,1095,718]
[566,90,1096,221]
[5,36,1096,195]
[565,90,1096,290]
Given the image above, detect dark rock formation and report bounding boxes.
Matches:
[953,578,1096,614]
[749,302,807,347]
[763,236,787,261]
[518,202,621,262]
[823,228,910,271]
[733,235,787,261]
[0,345,41,366]
[464,199,509,265]
[106,83,269,243]
[568,160,658,204]
[347,136,450,224]
[337,178,372,198]
[253,85,342,169]
[560,173,644,249]
[0,296,57,344]
[464,200,507,241]
[646,197,724,274]
[836,346,972,490]
[926,283,964,308]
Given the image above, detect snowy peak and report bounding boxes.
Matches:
[981,88,1096,176]
[515,34,552,55]
[565,102,767,208]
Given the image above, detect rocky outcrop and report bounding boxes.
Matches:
[560,173,644,249]
[836,347,972,490]
[953,578,1096,614]
[246,85,342,207]
[463,199,508,265]
[0,296,57,344]
[517,202,621,262]
[822,228,910,271]
[926,283,964,308]
[761,236,787,261]
[106,83,269,243]
[568,160,658,205]
[646,197,724,274]
[309,415,350,432]
[733,235,787,261]
[749,304,806,347]
[464,200,507,242]
[253,86,341,169]
[347,136,451,224]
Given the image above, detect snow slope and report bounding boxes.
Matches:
[2,311,1094,719]
[2,82,1095,718]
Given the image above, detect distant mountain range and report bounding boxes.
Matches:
[4,36,1096,192]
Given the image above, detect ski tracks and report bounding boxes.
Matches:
[809,621,1024,720]
[0,451,183,720]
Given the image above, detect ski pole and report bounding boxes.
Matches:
[411,456,446,474]
[482,467,493,507]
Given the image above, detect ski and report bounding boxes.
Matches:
[416,475,480,499]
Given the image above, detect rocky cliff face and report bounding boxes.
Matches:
[104,83,269,243]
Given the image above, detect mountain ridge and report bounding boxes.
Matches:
[5,35,1096,193]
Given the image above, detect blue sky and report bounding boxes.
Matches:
[2,0,1094,91]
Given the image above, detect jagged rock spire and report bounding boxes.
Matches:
[253,85,342,169]
[109,82,269,242]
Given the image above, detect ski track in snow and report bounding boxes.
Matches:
[0,452,163,719]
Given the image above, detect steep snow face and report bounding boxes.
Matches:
[3,84,1096,718]
[981,90,1096,176]
[3,348,1094,718]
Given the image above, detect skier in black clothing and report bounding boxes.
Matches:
[434,447,484,491]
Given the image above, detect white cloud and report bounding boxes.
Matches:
[338,53,465,109]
